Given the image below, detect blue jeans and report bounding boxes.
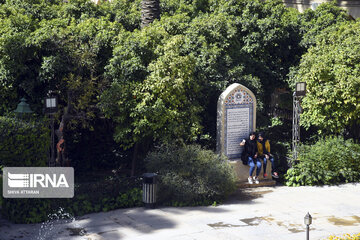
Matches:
[248,157,261,177]
[262,156,275,174]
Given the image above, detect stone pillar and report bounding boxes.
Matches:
[216,83,256,160]
[217,83,275,184]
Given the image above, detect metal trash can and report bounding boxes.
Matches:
[142,173,157,208]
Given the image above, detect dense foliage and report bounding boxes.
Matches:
[145,144,236,205]
[100,0,305,149]
[293,21,360,138]
[0,115,49,167]
[0,0,122,114]
[298,1,351,48]
[285,137,360,186]
[0,0,356,171]
[0,0,143,171]
[0,0,358,199]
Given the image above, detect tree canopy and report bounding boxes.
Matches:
[0,0,358,170]
[100,0,306,149]
[296,21,360,137]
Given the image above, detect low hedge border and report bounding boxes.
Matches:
[325,233,360,240]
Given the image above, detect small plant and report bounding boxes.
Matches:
[145,143,237,206]
[271,117,283,127]
[285,136,360,186]
[325,233,360,240]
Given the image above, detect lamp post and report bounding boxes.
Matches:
[292,82,306,165]
[304,212,312,240]
[14,98,33,115]
[45,94,58,167]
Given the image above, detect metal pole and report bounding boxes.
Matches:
[292,94,301,166]
[306,224,309,240]
[49,115,55,167]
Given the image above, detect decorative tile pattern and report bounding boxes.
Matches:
[224,88,254,106]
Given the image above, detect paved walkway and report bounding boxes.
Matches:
[1,183,360,240]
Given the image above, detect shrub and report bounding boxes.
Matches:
[325,233,360,240]
[145,144,237,206]
[285,136,360,186]
[0,116,50,167]
[1,198,53,223]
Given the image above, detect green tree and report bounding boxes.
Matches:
[0,9,38,113]
[101,0,305,150]
[0,0,122,115]
[131,35,202,143]
[100,29,203,147]
[287,1,353,90]
[296,21,360,138]
[180,0,303,136]
[0,0,125,169]
[109,0,142,31]
[298,1,352,49]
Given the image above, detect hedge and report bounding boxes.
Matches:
[285,136,360,186]
[0,115,49,167]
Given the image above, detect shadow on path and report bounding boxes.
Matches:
[0,201,232,240]
[224,187,274,204]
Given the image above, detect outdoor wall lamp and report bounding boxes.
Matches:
[295,82,306,96]
[45,95,58,114]
[14,97,33,114]
[304,212,312,240]
[45,93,58,166]
[292,81,307,164]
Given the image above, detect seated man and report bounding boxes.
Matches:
[257,132,279,179]
[240,132,261,184]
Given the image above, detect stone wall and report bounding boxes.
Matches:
[283,0,360,19]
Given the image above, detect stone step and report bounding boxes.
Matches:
[237,179,276,188]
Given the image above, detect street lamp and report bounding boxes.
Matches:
[14,98,33,114]
[304,212,312,240]
[292,82,307,165]
[44,95,58,114]
[295,82,306,96]
[45,94,58,167]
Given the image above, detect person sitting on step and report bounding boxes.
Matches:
[240,132,261,184]
[257,132,279,179]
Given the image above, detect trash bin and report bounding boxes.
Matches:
[142,173,157,208]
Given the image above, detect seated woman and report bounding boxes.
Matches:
[240,132,261,184]
[257,132,279,179]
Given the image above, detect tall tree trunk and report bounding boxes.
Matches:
[55,91,73,166]
[141,0,160,28]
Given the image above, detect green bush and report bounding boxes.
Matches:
[1,178,143,223]
[325,233,360,240]
[285,136,360,186]
[145,144,237,206]
[0,116,50,167]
[2,198,52,223]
